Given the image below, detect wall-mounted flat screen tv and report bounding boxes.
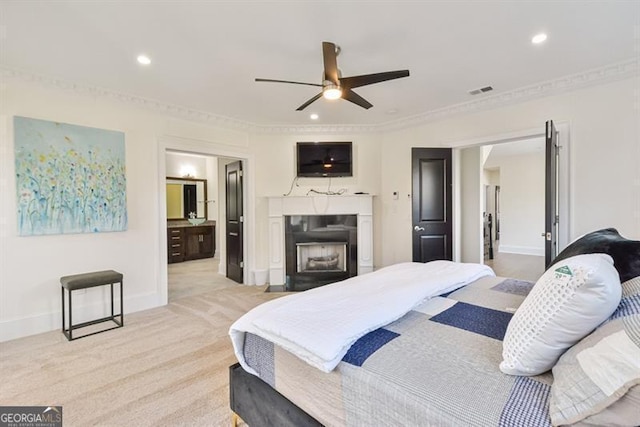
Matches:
[296,141,353,177]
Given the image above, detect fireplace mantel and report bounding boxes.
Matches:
[268,195,373,286]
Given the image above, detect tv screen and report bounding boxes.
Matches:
[296,142,353,177]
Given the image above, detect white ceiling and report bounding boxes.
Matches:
[1,1,638,127]
[484,137,544,170]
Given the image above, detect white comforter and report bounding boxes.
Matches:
[229,261,495,373]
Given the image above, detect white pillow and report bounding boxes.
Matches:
[500,253,621,376]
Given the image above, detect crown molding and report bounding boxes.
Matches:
[2,58,637,135]
[0,66,253,132]
[377,58,639,132]
[250,123,381,134]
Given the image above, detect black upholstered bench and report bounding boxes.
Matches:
[60,270,123,341]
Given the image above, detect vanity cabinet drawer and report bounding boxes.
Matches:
[167,228,185,263]
[167,225,216,263]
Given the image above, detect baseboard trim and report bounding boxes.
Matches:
[498,245,545,257]
[0,291,162,343]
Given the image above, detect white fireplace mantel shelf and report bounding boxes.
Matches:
[268,195,373,286]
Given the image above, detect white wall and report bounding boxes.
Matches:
[248,133,383,271]
[488,170,500,186]
[165,152,207,179]
[0,80,247,341]
[379,77,640,266]
[205,156,219,255]
[2,75,639,341]
[460,147,483,263]
[205,157,218,221]
[494,151,545,255]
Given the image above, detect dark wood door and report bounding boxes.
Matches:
[226,161,243,283]
[412,148,453,262]
[545,120,558,267]
[495,185,501,241]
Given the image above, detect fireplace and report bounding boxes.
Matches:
[296,242,347,273]
[268,195,373,289]
[285,215,357,291]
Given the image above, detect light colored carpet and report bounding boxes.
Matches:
[168,257,240,301]
[0,279,283,426]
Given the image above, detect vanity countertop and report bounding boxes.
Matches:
[167,220,216,228]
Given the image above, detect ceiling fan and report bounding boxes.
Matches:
[255,41,410,111]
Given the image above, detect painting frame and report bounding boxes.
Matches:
[14,116,127,236]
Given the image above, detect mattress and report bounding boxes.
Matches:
[242,275,555,426]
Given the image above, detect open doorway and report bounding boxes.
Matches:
[165,151,243,301]
[158,136,254,306]
[482,138,546,282]
[455,123,570,282]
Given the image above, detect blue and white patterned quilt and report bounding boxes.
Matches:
[242,275,556,426]
[232,261,495,373]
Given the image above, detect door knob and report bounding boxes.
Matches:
[414,225,425,231]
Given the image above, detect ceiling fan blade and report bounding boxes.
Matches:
[255,78,322,87]
[342,89,373,109]
[322,41,339,85]
[296,93,323,111]
[340,70,410,89]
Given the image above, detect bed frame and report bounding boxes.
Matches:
[229,363,322,426]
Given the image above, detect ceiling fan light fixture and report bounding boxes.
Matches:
[255,41,410,110]
[323,84,342,100]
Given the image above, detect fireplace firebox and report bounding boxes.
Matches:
[285,215,357,291]
[296,242,347,273]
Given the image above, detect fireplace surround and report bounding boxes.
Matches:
[268,195,373,291]
[285,215,357,291]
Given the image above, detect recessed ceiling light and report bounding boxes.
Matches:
[531,33,547,44]
[310,113,319,120]
[137,55,151,65]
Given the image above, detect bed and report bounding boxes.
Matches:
[229,228,640,426]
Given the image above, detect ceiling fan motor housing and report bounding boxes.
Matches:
[322,68,342,86]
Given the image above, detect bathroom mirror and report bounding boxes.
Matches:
[166,177,208,220]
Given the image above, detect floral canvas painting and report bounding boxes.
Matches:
[14,116,127,236]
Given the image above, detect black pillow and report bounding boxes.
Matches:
[551,228,640,282]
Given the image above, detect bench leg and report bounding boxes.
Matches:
[68,288,73,340]
[61,286,65,333]
[120,280,124,326]
[110,283,114,319]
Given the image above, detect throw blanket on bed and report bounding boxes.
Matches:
[230,261,494,373]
